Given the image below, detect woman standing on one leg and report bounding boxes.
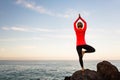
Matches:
[74,14,95,71]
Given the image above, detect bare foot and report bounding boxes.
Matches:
[81,68,85,75]
[82,51,85,56]
[81,67,85,72]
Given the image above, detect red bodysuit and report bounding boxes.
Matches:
[74,17,87,46]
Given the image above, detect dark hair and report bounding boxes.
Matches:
[77,22,83,28]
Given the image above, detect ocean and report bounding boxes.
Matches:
[0,60,120,80]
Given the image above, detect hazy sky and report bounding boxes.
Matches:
[0,0,120,60]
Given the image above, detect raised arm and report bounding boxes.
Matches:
[74,14,87,31]
[74,16,80,30]
[80,16,87,30]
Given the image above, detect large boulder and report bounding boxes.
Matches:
[71,69,101,80]
[97,60,120,80]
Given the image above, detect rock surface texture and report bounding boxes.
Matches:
[97,61,119,80]
[64,61,120,80]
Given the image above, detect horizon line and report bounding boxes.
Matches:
[0,59,120,61]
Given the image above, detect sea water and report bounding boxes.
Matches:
[0,60,120,80]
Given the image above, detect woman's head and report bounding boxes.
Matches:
[77,22,83,29]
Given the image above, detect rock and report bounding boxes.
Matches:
[97,60,120,80]
[71,69,101,80]
[64,60,120,80]
[64,76,71,80]
[119,72,120,78]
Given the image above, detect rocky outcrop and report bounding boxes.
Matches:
[97,61,119,80]
[64,61,120,80]
[71,69,101,80]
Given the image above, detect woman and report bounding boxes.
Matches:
[74,14,95,71]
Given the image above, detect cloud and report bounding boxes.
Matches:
[2,26,28,32]
[16,0,55,16]
[11,27,28,31]
[34,28,54,32]
[1,26,54,32]
[0,37,43,42]
[2,27,10,30]
[1,25,73,34]
[15,0,90,18]
[0,34,73,42]
[1,26,73,42]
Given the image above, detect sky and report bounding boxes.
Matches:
[0,0,120,60]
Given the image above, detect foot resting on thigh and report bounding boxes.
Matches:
[82,51,85,56]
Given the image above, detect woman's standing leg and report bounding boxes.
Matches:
[76,46,84,71]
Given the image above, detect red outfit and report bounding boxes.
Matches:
[74,17,87,46]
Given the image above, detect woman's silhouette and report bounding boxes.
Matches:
[74,14,95,71]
